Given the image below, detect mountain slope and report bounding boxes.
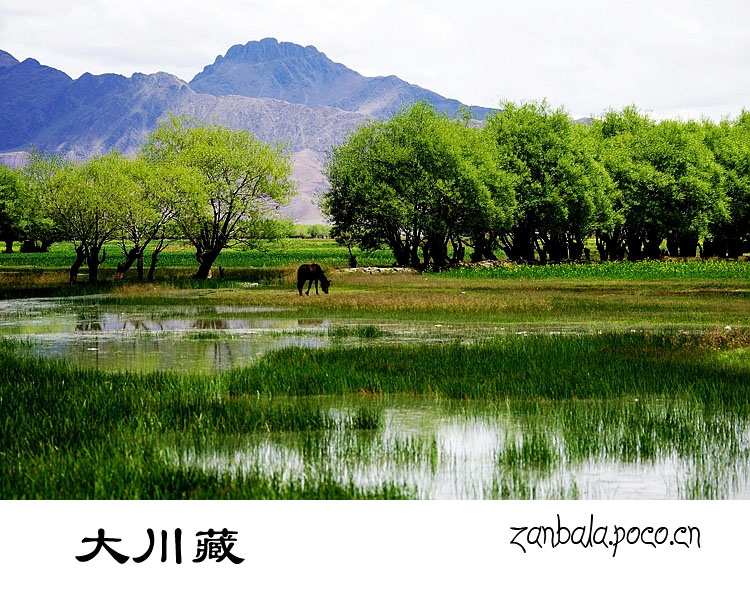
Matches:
[0,40,495,222]
[0,50,19,68]
[190,38,493,119]
[0,58,366,221]
[14,71,365,158]
[0,58,73,148]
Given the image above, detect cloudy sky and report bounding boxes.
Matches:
[1,0,748,120]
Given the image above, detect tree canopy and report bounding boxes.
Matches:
[143,115,295,278]
[43,151,132,282]
[322,102,514,268]
[324,102,747,266]
[485,101,615,262]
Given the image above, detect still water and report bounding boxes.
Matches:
[3,296,748,499]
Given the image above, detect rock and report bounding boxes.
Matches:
[336,266,419,274]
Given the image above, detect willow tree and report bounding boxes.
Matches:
[0,165,24,253]
[590,107,727,260]
[43,152,131,283]
[115,158,204,280]
[322,102,514,268]
[20,151,65,253]
[143,115,295,279]
[485,101,614,263]
[701,111,750,258]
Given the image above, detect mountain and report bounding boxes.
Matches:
[7,68,366,159]
[0,50,19,68]
[0,58,73,149]
[0,40,495,222]
[190,38,492,120]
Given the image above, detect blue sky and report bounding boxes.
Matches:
[1,0,748,120]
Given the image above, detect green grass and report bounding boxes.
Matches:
[433,259,750,280]
[0,239,394,270]
[328,324,384,338]
[2,330,749,499]
[3,240,750,499]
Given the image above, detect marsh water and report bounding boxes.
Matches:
[0,296,704,373]
[4,296,749,499]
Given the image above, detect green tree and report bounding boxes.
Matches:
[115,158,204,280]
[590,107,726,260]
[323,102,514,268]
[19,151,65,253]
[0,165,25,253]
[485,101,614,262]
[701,111,750,257]
[307,224,324,239]
[44,152,131,283]
[143,115,295,279]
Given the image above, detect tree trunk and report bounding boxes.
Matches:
[69,247,86,284]
[626,233,643,261]
[546,233,568,262]
[666,235,679,257]
[194,248,221,279]
[427,238,449,270]
[568,234,585,261]
[347,245,357,268]
[678,233,698,258]
[513,226,535,262]
[450,241,465,264]
[137,253,144,280]
[409,244,429,268]
[643,237,662,260]
[391,244,410,267]
[727,237,743,259]
[3,239,12,253]
[471,235,498,262]
[115,248,140,280]
[147,249,161,281]
[87,254,100,283]
[86,246,106,283]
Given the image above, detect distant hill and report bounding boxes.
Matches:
[0,49,19,68]
[190,38,493,120]
[0,151,29,169]
[0,57,73,150]
[0,40,496,222]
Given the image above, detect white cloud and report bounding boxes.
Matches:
[0,0,748,120]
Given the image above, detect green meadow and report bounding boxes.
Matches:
[1,239,749,499]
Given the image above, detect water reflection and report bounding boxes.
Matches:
[0,300,330,372]
[3,296,749,499]
[0,297,743,373]
[171,405,750,500]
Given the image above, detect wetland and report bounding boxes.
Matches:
[1,241,749,499]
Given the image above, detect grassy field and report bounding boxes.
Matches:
[0,239,389,270]
[2,331,749,499]
[1,239,749,499]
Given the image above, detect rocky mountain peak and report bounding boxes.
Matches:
[190,39,492,120]
[0,50,19,68]
[0,41,495,222]
[221,38,333,64]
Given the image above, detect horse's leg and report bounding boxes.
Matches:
[315,278,319,295]
[306,279,312,295]
[298,280,303,296]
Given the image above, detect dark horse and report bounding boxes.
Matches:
[297,263,330,296]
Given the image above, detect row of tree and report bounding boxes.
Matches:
[0,115,295,281]
[322,102,750,267]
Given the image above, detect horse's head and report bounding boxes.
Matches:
[321,278,330,294]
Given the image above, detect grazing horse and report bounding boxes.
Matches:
[297,263,330,296]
